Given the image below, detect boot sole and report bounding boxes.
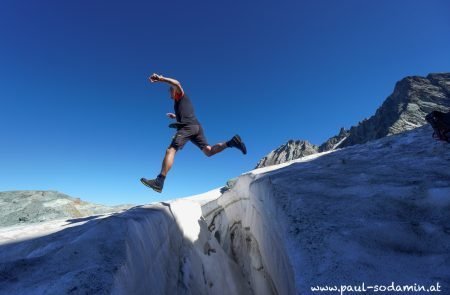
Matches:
[234,135,247,155]
[140,178,162,193]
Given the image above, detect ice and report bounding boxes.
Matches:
[1,125,449,294]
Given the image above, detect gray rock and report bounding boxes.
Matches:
[256,140,318,168]
[220,178,238,193]
[0,190,132,227]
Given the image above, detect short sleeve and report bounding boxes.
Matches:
[174,91,184,101]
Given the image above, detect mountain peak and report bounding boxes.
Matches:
[256,139,318,168]
[256,72,450,168]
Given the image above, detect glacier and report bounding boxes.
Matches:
[0,125,449,294]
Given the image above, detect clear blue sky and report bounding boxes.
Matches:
[1,0,449,205]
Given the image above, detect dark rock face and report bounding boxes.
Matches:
[318,127,349,152]
[256,73,450,168]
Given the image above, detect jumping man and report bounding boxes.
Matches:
[140,73,247,193]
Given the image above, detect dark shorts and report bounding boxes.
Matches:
[169,124,209,151]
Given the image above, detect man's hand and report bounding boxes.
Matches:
[149,73,162,83]
[148,72,185,98]
[166,113,176,119]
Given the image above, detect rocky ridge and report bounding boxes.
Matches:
[256,73,450,168]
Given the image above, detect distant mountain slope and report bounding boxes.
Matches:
[0,191,132,227]
[256,72,450,168]
[256,140,318,168]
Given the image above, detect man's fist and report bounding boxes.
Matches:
[149,73,162,82]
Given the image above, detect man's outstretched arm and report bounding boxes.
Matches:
[149,73,184,97]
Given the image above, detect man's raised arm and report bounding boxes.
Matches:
[149,73,184,97]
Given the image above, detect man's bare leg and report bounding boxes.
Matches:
[160,147,177,176]
[202,143,227,157]
[140,147,177,193]
[202,135,247,157]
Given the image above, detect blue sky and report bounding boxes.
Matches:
[1,0,449,205]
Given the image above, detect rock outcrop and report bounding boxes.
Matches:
[256,140,318,168]
[0,191,131,227]
[318,127,349,152]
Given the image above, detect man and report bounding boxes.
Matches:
[140,73,247,193]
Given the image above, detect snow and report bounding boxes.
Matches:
[170,200,202,242]
[332,135,348,149]
[1,125,449,294]
[427,188,450,206]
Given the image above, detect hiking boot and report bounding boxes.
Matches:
[140,175,165,193]
[227,135,247,155]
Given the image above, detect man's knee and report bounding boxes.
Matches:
[202,146,212,157]
[166,147,177,155]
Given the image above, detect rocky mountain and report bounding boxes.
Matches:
[256,140,318,168]
[256,72,450,168]
[0,190,132,227]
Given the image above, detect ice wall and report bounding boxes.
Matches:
[1,125,449,294]
[112,187,295,295]
[112,200,252,295]
[199,175,296,295]
[0,200,252,295]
